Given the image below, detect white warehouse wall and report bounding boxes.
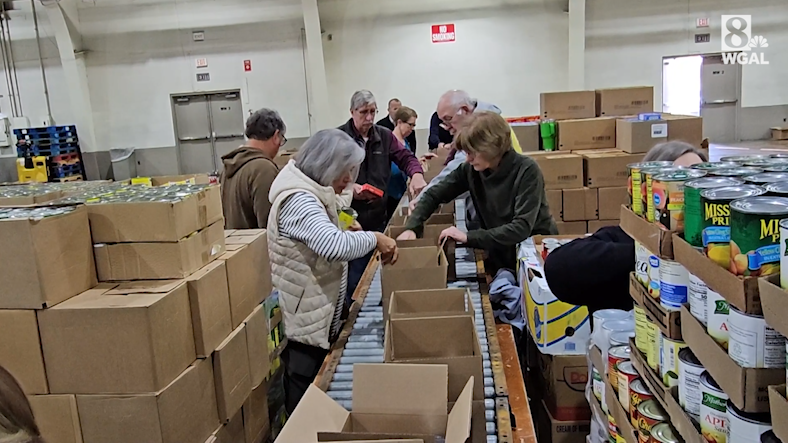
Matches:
[320,0,569,127]
[586,0,788,109]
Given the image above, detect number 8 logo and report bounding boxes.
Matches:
[721,15,752,51]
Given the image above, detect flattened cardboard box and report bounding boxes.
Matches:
[94,220,226,281]
[219,230,272,328]
[0,204,96,309]
[561,188,597,222]
[213,325,252,423]
[557,117,616,151]
[28,395,83,443]
[388,288,474,321]
[276,363,472,443]
[540,91,596,120]
[38,281,196,394]
[381,246,448,324]
[680,306,783,412]
[583,151,644,189]
[384,315,484,401]
[187,261,233,357]
[244,304,271,389]
[77,358,219,443]
[595,86,654,117]
[597,187,628,220]
[526,152,584,190]
[0,310,48,394]
[88,184,222,243]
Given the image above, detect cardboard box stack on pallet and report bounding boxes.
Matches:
[0,175,278,443]
[518,237,592,443]
[599,151,788,443]
[527,86,704,235]
[276,195,483,442]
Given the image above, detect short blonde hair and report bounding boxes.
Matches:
[454,111,512,159]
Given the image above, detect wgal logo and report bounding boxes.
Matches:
[721,15,770,65]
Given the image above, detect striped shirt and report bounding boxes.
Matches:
[278,191,377,340]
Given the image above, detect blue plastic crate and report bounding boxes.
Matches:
[49,163,83,178]
[17,143,80,157]
[14,125,77,136]
[16,132,78,142]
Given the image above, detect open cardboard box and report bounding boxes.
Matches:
[620,205,674,258]
[274,364,472,443]
[381,246,448,324]
[769,385,788,442]
[680,306,783,412]
[605,371,638,443]
[388,288,474,321]
[384,315,484,401]
[628,338,669,407]
[387,225,456,282]
[758,275,788,337]
[673,234,761,314]
[629,273,681,339]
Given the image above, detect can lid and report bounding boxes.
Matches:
[628,161,674,169]
[745,172,788,184]
[650,423,680,443]
[709,167,764,176]
[730,196,788,215]
[678,347,702,367]
[685,176,744,189]
[691,162,741,171]
[700,185,765,200]
[743,158,788,168]
[727,399,772,424]
[617,360,637,376]
[764,165,788,173]
[609,345,632,360]
[700,371,724,392]
[652,169,707,181]
[637,399,669,420]
[610,331,635,347]
[720,155,770,163]
[765,181,788,194]
[630,378,651,395]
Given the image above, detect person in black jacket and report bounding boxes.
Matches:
[543,141,707,312]
[377,98,417,154]
[428,111,453,152]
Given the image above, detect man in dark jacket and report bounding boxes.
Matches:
[220,108,286,229]
[339,90,427,305]
[376,98,417,154]
[428,111,453,152]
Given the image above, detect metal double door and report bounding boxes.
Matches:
[701,55,740,143]
[173,91,245,174]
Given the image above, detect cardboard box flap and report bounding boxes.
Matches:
[352,364,447,416]
[275,384,350,443]
[444,377,474,443]
[107,279,184,295]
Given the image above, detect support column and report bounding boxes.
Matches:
[42,0,98,153]
[301,0,330,132]
[567,0,586,90]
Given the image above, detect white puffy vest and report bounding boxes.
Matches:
[267,162,344,350]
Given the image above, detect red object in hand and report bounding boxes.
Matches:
[361,184,384,198]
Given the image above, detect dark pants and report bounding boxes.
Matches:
[282,341,329,415]
[346,250,374,308]
[386,197,401,222]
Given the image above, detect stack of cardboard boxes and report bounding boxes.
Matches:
[0,176,276,443]
[521,86,703,235]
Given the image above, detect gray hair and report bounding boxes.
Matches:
[643,141,708,163]
[245,108,285,141]
[440,90,476,109]
[350,90,376,111]
[296,129,365,187]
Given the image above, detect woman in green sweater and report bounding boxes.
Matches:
[397,111,557,274]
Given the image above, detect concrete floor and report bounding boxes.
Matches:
[709,140,788,161]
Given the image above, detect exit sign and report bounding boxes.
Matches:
[196,73,210,82]
[696,18,709,28]
[695,33,711,43]
[431,24,455,43]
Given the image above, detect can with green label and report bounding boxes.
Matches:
[684,177,743,248]
[700,185,765,268]
[651,169,706,231]
[744,172,788,186]
[707,166,763,178]
[628,161,672,217]
[729,196,788,277]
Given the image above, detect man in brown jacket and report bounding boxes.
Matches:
[220,108,286,229]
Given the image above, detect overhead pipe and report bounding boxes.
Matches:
[0,9,16,117]
[2,2,22,116]
[31,0,52,121]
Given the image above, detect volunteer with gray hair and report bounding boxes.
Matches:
[220,108,286,229]
[338,89,426,305]
[267,128,398,414]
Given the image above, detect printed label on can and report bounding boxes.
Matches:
[635,242,650,287]
[700,390,728,443]
[781,221,788,289]
[593,368,603,402]
[649,255,660,299]
[730,210,781,277]
[728,308,786,368]
[631,167,643,215]
[646,321,659,371]
[707,289,730,350]
[660,335,687,387]
[702,198,733,268]
[659,260,689,311]
[685,184,704,248]
[634,305,649,354]
[630,386,653,428]
[653,178,686,231]
[679,357,704,418]
[647,174,656,223]
[688,273,708,326]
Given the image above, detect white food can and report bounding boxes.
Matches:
[707,289,730,350]
[660,334,687,387]
[728,306,786,368]
[688,272,708,326]
[635,241,650,287]
[659,259,689,311]
[592,367,603,403]
[648,254,660,299]
[700,371,729,443]
[727,400,772,443]
[678,347,704,419]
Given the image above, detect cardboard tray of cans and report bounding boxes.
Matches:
[673,234,761,315]
[628,339,704,443]
[605,371,639,443]
[769,385,788,442]
[758,275,788,338]
[680,306,783,413]
[629,273,681,340]
[620,205,675,259]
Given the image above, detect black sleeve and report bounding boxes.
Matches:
[428,113,442,151]
[543,226,635,311]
